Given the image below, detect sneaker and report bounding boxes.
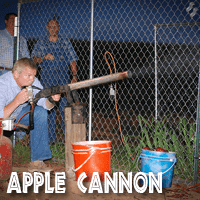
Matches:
[28,161,54,173]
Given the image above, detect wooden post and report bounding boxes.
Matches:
[65,104,86,178]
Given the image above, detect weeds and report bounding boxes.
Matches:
[137,115,195,180]
[49,142,65,160]
[112,115,196,180]
[13,140,65,164]
[13,140,31,164]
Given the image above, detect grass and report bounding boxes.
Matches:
[111,144,142,173]
[13,140,65,165]
[13,141,31,164]
[49,142,65,161]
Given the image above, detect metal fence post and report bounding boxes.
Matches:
[88,0,95,141]
[194,63,200,184]
[154,25,158,121]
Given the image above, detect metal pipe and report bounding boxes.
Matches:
[68,70,132,91]
[13,17,18,65]
[17,3,21,61]
[88,0,94,141]
[194,62,200,184]
[155,21,200,28]
[33,71,132,105]
[14,123,29,130]
[154,25,158,120]
[12,3,21,149]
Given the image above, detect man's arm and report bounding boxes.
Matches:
[70,60,77,83]
[31,38,54,65]
[32,56,43,65]
[5,90,61,116]
[20,36,30,58]
[33,53,55,65]
[45,94,61,109]
[4,89,29,119]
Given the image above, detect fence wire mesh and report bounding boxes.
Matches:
[18,0,200,184]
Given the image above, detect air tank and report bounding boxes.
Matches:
[0,118,12,180]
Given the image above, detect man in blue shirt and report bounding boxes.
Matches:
[32,19,78,143]
[0,13,30,75]
[0,57,61,172]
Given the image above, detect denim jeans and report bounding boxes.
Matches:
[15,105,52,162]
[48,95,67,143]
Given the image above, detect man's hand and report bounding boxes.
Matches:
[71,76,77,83]
[44,53,55,61]
[15,88,29,105]
[51,94,61,102]
[4,89,29,119]
[70,61,78,83]
[46,94,61,109]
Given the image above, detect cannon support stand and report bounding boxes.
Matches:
[65,103,87,178]
[63,70,132,178]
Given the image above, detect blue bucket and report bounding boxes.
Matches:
[138,149,177,188]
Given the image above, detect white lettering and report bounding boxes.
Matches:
[88,172,103,193]
[119,172,132,193]
[34,172,44,193]
[45,172,54,193]
[55,172,66,193]
[6,171,162,194]
[23,172,33,193]
[104,172,118,193]
[77,172,87,193]
[7,172,21,193]
[133,172,148,193]
[149,172,162,193]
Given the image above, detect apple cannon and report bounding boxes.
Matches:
[0,70,132,179]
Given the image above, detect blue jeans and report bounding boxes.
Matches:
[48,95,67,143]
[15,105,52,162]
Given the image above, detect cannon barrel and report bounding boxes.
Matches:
[68,70,132,91]
[34,70,132,103]
[19,70,132,131]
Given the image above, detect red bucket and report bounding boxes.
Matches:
[72,140,111,182]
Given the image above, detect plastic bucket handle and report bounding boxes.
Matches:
[137,154,177,176]
[72,146,112,172]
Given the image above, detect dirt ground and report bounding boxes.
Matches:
[1,161,200,200]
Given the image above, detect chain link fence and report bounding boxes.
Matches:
[155,22,200,184]
[18,0,200,184]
